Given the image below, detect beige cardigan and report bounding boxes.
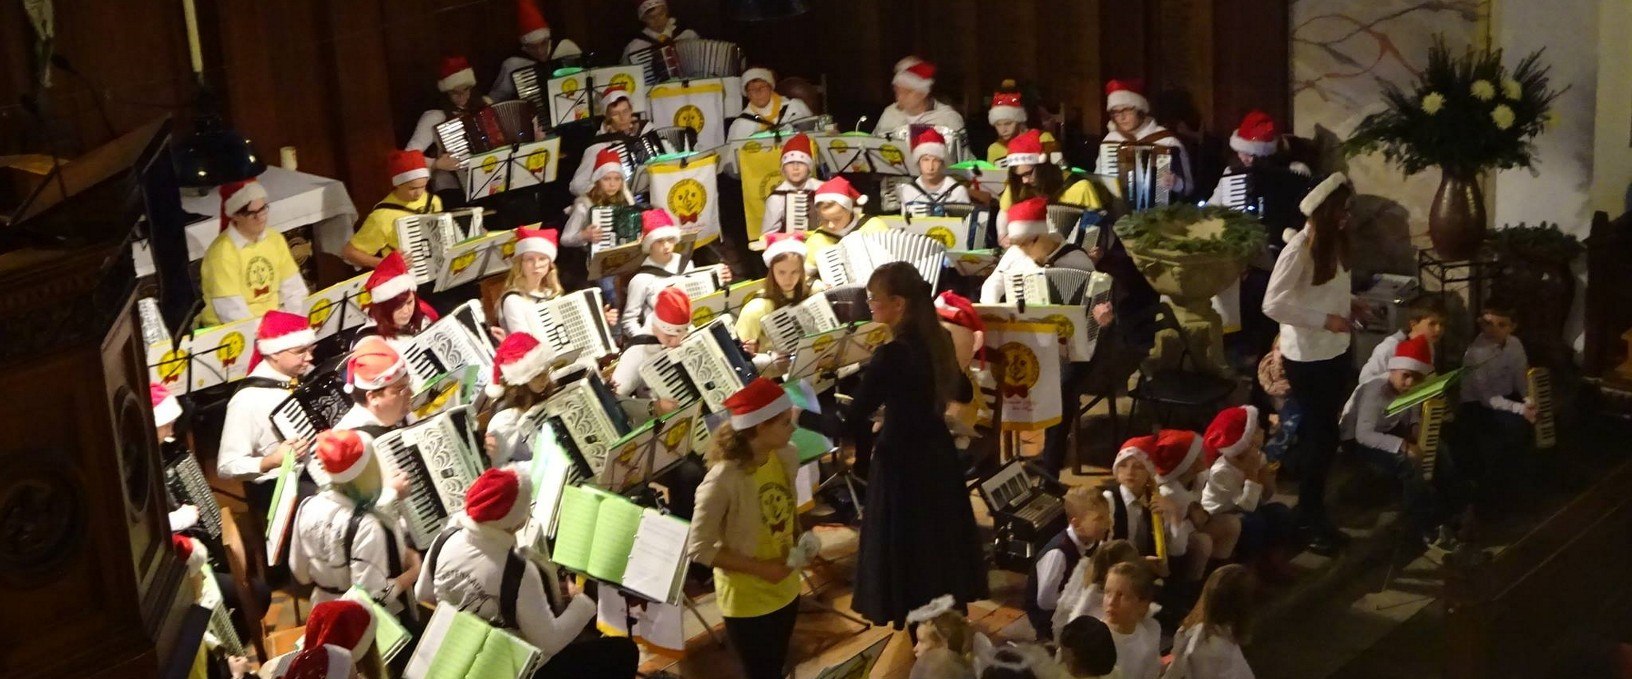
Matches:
[687,444,801,566]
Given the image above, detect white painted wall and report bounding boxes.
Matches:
[1591,0,1632,217]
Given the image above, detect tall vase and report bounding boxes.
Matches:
[1428,168,1487,261]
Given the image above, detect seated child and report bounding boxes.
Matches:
[1055,540,1141,640]
[1027,488,1111,640]
[1357,296,1445,385]
[1100,439,1187,580]
[1057,615,1123,679]
[1256,334,1299,464]
[1167,564,1257,679]
[1148,429,1238,583]
[910,595,978,679]
[1098,562,1162,679]
[1201,406,1295,573]
[1457,302,1537,505]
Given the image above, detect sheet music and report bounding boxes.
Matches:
[621,510,691,604]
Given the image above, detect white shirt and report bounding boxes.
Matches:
[898,176,971,215]
[621,20,700,62]
[488,42,584,102]
[569,121,654,197]
[727,95,815,141]
[621,254,692,337]
[562,191,637,248]
[289,489,413,613]
[612,339,666,398]
[215,361,300,482]
[1201,455,1264,515]
[415,514,597,659]
[979,242,1095,305]
[1095,118,1192,196]
[335,403,396,431]
[1262,228,1351,362]
[874,101,966,140]
[759,177,821,239]
[1105,611,1163,679]
[1167,626,1255,679]
[500,289,553,336]
[1460,334,1530,414]
[1034,526,1094,612]
[1056,580,1105,640]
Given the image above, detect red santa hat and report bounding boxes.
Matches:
[219,179,269,232]
[366,251,417,302]
[780,133,814,167]
[1001,129,1045,168]
[488,331,554,398]
[723,377,792,430]
[814,176,866,211]
[1203,405,1260,462]
[437,56,477,93]
[741,67,776,94]
[345,336,407,393]
[1389,334,1434,375]
[517,0,551,45]
[276,645,353,679]
[912,127,948,164]
[637,0,667,18]
[171,534,206,572]
[513,225,559,261]
[1114,435,1157,474]
[640,208,682,250]
[250,310,316,371]
[988,87,1027,126]
[893,60,937,94]
[1299,172,1351,217]
[934,291,984,333]
[1005,196,1050,241]
[315,429,374,484]
[591,146,626,183]
[1150,429,1205,484]
[301,600,377,663]
[601,85,632,111]
[388,149,430,186]
[1229,110,1279,158]
[465,468,532,528]
[762,231,807,267]
[150,382,182,428]
[894,55,924,74]
[651,287,692,336]
[1104,78,1149,114]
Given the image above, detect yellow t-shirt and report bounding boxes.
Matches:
[714,454,801,618]
[998,178,1103,213]
[347,193,443,257]
[200,228,302,326]
[805,216,888,272]
[735,296,779,346]
[986,131,1058,164]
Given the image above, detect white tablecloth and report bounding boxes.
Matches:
[132,166,357,277]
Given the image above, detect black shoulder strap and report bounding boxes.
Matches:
[345,509,403,582]
[237,376,291,392]
[1045,244,1087,267]
[1109,488,1129,541]
[374,198,433,215]
[625,334,663,347]
[422,526,459,592]
[637,264,674,278]
[498,550,529,628]
[352,423,393,438]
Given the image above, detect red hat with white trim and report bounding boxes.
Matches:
[517,0,551,45]
[1005,196,1050,241]
[150,382,182,428]
[315,429,374,484]
[723,377,792,430]
[894,55,924,74]
[1230,110,1278,158]
[277,645,353,679]
[1389,334,1434,375]
[762,231,807,267]
[366,251,417,302]
[249,310,316,371]
[591,146,626,183]
[641,209,682,250]
[652,287,691,336]
[513,225,559,261]
[893,60,936,94]
[345,336,407,393]
[989,88,1026,126]
[488,331,554,398]
[781,133,814,167]
[302,600,377,663]
[814,176,867,210]
[1150,429,1204,484]
[934,291,984,333]
[1001,129,1045,167]
[437,56,477,93]
[1114,435,1157,474]
[1105,78,1149,113]
[219,179,269,232]
[388,149,430,186]
[171,534,206,572]
[912,127,948,163]
[465,467,533,528]
[637,0,667,17]
[1203,405,1260,463]
[602,85,632,110]
[741,67,776,94]
[1299,172,1351,217]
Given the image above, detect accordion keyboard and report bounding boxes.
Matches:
[374,434,447,546]
[1418,397,1447,481]
[164,451,224,541]
[1016,495,1063,528]
[640,350,701,406]
[1219,173,1251,211]
[787,191,810,233]
[1529,368,1556,448]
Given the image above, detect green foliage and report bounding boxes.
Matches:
[1342,36,1562,176]
[1113,204,1268,261]
[1490,221,1583,261]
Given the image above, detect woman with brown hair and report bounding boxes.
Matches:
[849,262,988,628]
[735,232,814,353]
[354,251,439,352]
[1262,172,1360,556]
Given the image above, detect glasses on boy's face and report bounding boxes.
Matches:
[238,203,271,220]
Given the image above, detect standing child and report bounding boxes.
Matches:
[1357,296,1445,385]
[1201,407,1295,577]
[1457,302,1537,507]
[1166,564,1257,679]
[1099,562,1163,679]
[1028,488,1111,640]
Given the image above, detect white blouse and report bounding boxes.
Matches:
[1262,228,1351,362]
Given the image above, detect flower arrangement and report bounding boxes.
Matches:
[1342,36,1562,177]
[1113,204,1268,261]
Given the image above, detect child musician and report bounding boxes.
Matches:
[1358,296,1445,385]
[1458,302,1537,506]
[1101,438,1186,580]
[344,150,442,269]
[216,310,316,517]
[406,56,488,204]
[570,86,659,197]
[290,429,418,618]
[1202,406,1295,572]
[333,337,413,436]
[1027,488,1111,640]
[875,59,965,137]
[736,233,811,353]
[261,600,381,679]
[354,251,438,352]
[995,130,1102,241]
[728,68,814,140]
[563,147,637,251]
[1340,335,1458,549]
[200,179,308,325]
[490,0,583,102]
[483,331,558,468]
[899,128,970,216]
[620,209,727,337]
[985,83,1058,165]
[803,176,888,274]
[611,287,693,399]
[1095,79,1192,199]
[1099,561,1162,679]
[623,0,700,65]
[758,133,822,241]
[498,227,564,335]
[1148,429,1234,583]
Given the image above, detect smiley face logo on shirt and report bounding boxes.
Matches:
[758,479,795,547]
[246,256,276,299]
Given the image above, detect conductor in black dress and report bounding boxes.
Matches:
[849,262,989,627]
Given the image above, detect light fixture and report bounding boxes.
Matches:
[169,0,264,188]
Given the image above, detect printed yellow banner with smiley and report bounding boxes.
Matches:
[648,79,728,149]
[648,152,721,247]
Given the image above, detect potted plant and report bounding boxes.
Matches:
[1488,222,1583,366]
[1343,36,1561,261]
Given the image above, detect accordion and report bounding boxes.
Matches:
[433,102,536,159]
[1529,367,1556,448]
[638,318,758,412]
[402,301,496,395]
[779,189,813,234]
[525,288,619,364]
[372,405,486,547]
[269,370,352,442]
[590,205,647,254]
[672,38,745,78]
[163,445,224,542]
[1215,172,1255,213]
[815,230,947,290]
[1004,269,1112,308]
[394,208,486,285]
[660,264,730,301]
[1099,142,1173,211]
[539,367,631,478]
[760,289,845,353]
[1417,397,1448,482]
[628,42,681,85]
[978,459,1067,572]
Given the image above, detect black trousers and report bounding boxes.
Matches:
[1041,361,1092,476]
[722,599,799,679]
[1282,352,1351,529]
[533,636,640,679]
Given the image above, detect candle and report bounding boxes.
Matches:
[182,0,203,74]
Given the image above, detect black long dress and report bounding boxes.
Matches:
[848,330,989,627]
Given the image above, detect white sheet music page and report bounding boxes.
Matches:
[621,510,691,603]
